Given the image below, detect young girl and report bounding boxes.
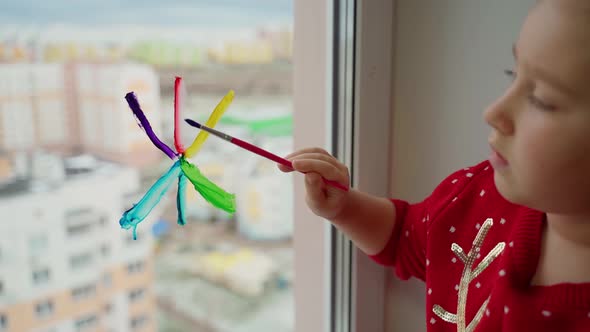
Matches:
[280,0,590,330]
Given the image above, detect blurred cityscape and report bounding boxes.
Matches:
[0,2,294,331]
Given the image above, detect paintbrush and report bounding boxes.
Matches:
[185,118,349,192]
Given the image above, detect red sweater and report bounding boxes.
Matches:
[370,161,590,331]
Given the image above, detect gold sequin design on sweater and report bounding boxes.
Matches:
[432,218,505,332]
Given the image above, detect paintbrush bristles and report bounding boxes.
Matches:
[185,118,202,128]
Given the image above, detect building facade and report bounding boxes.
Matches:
[0,156,159,332]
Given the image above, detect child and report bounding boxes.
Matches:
[280,0,590,330]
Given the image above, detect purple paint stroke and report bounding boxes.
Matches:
[125,92,177,160]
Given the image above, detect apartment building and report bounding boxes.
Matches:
[0,63,162,168]
[74,63,162,167]
[0,154,160,332]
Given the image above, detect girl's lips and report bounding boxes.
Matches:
[489,147,509,168]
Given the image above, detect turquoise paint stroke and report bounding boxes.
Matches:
[176,173,188,226]
[120,160,181,239]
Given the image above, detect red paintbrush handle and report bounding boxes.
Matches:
[232,137,292,168]
[231,137,349,191]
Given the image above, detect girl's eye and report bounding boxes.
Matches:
[504,69,558,112]
[504,69,516,81]
[528,95,557,112]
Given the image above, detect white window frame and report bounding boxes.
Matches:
[294,0,395,331]
[292,0,334,331]
[350,2,395,332]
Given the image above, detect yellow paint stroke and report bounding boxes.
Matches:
[184,90,235,158]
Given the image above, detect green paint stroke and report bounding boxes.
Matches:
[179,157,236,214]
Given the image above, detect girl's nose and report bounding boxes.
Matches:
[484,89,517,136]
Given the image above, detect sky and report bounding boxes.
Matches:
[0,0,293,43]
[0,0,293,28]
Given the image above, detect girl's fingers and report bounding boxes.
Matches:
[304,172,326,206]
[293,153,343,169]
[291,159,347,185]
[278,163,294,172]
[284,147,332,160]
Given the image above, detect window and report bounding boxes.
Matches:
[69,252,93,269]
[71,283,96,301]
[121,192,141,212]
[66,223,92,236]
[29,234,48,253]
[103,273,112,287]
[65,208,93,220]
[74,314,97,331]
[129,314,148,330]
[35,300,54,319]
[125,233,140,244]
[0,314,6,329]
[99,215,108,226]
[65,208,98,236]
[32,268,51,285]
[128,288,145,302]
[1,0,305,331]
[126,261,144,274]
[100,244,110,257]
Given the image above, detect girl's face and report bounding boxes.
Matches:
[484,0,590,215]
